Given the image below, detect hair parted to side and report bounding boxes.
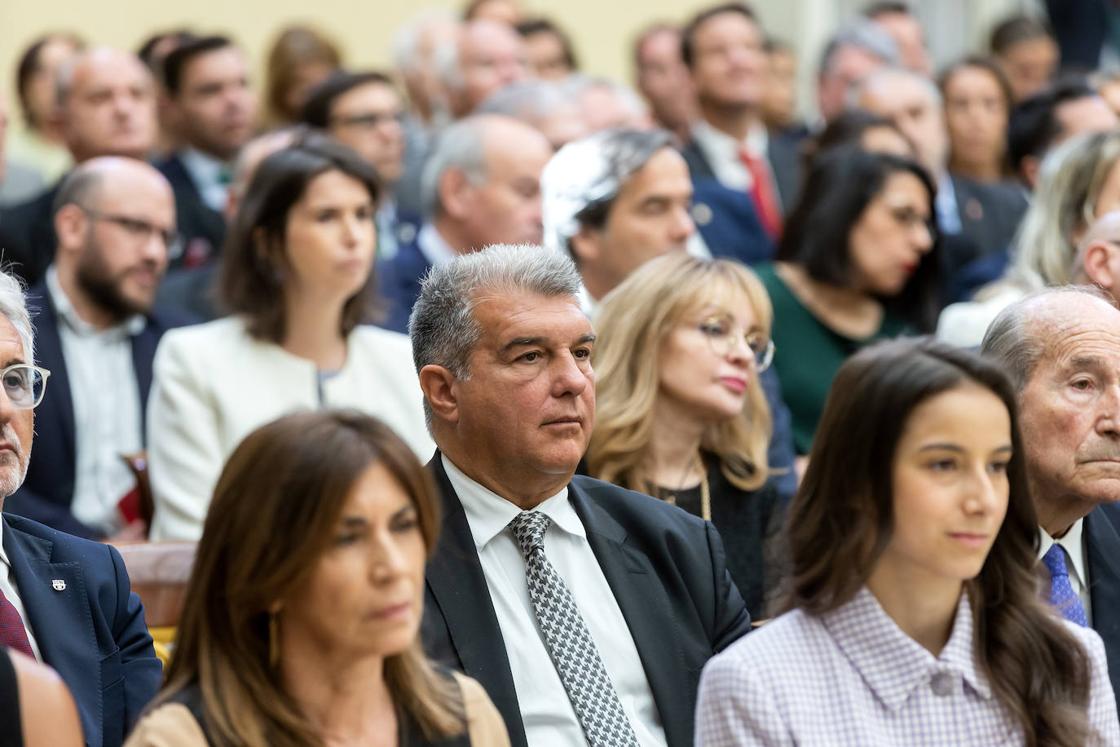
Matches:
[0,271,35,365]
[156,410,464,747]
[787,336,1094,747]
[588,253,772,493]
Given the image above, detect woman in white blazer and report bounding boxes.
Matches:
[147,136,433,541]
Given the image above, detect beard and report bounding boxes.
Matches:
[76,235,157,322]
[0,421,29,499]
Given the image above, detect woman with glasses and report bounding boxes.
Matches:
[757,145,940,456]
[587,253,783,618]
[145,138,433,542]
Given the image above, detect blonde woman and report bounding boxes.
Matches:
[588,253,784,617]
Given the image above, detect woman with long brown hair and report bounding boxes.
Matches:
[126,410,508,746]
[696,338,1119,745]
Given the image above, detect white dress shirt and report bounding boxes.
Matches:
[179,148,232,213]
[1039,520,1092,624]
[690,119,771,193]
[0,521,42,661]
[47,268,144,534]
[416,223,459,268]
[442,455,668,747]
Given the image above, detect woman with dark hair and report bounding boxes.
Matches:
[696,338,1119,746]
[940,56,1015,184]
[127,411,508,746]
[757,145,939,454]
[804,109,915,170]
[147,138,432,541]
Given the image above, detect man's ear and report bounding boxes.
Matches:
[569,223,601,265]
[438,169,472,222]
[419,364,460,425]
[53,203,88,256]
[1083,242,1117,289]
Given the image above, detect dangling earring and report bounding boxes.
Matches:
[269,612,280,668]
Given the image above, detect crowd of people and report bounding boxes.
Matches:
[1,0,1120,744]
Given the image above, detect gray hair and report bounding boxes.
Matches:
[0,272,36,366]
[818,20,900,79]
[433,28,466,93]
[850,66,942,111]
[419,115,492,217]
[477,79,573,121]
[561,74,648,121]
[410,244,581,423]
[391,9,456,74]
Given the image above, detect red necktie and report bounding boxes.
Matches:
[740,148,783,240]
[0,586,34,659]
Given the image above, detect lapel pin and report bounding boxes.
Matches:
[51,579,66,591]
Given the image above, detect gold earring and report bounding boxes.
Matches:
[269,612,280,668]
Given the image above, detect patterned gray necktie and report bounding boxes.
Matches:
[508,510,640,747]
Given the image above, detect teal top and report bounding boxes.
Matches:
[756,263,910,455]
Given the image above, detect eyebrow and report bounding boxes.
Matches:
[1,357,25,367]
[917,443,1013,454]
[500,333,596,353]
[1066,355,1107,373]
[338,516,368,530]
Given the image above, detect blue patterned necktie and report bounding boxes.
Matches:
[508,511,640,747]
[1042,543,1088,627]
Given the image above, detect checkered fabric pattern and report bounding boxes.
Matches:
[695,587,1120,746]
[509,510,640,747]
[1043,543,1089,627]
[0,587,33,658]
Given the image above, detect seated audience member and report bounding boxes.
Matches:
[5,158,186,540]
[157,35,258,270]
[804,109,916,167]
[815,20,898,124]
[760,38,805,139]
[0,268,161,746]
[147,138,432,541]
[0,47,157,286]
[262,24,341,127]
[983,288,1120,702]
[413,244,751,747]
[378,114,551,332]
[300,71,419,259]
[1073,210,1120,299]
[0,92,45,208]
[136,30,195,159]
[562,75,651,132]
[1,648,83,747]
[940,56,1014,184]
[515,17,578,81]
[437,20,528,121]
[696,337,1120,745]
[127,411,508,747]
[8,33,84,184]
[632,23,697,144]
[864,1,931,75]
[589,253,787,616]
[939,130,1120,344]
[990,14,1059,103]
[758,146,939,455]
[476,80,588,150]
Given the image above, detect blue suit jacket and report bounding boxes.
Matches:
[376,235,431,334]
[5,283,194,538]
[1086,503,1120,707]
[1,513,160,747]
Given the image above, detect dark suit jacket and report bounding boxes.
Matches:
[156,154,226,271]
[1086,503,1120,705]
[680,132,801,213]
[1,513,161,747]
[421,456,752,747]
[691,179,775,266]
[0,182,61,287]
[5,283,193,539]
[949,176,1027,266]
[377,235,431,334]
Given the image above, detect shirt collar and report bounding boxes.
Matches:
[46,266,145,339]
[417,224,459,268]
[823,587,992,711]
[1039,519,1087,591]
[691,118,769,159]
[0,519,8,571]
[179,147,229,188]
[442,454,579,551]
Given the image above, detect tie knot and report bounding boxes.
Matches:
[1042,543,1070,578]
[509,511,551,557]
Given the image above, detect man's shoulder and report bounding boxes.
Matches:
[570,474,708,533]
[3,513,116,566]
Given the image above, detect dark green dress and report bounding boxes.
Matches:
[756,263,910,455]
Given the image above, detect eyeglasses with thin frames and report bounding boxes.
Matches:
[0,364,51,409]
[696,317,775,372]
[80,207,184,259]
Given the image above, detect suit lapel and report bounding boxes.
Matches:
[1086,507,1120,698]
[425,457,528,747]
[570,484,693,747]
[130,324,158,434]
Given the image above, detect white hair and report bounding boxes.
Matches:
[0,272,35,365]
[391,8,457,74]
[418,115,493,217]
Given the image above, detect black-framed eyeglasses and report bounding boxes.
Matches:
[81,207,184,258]
[329,111,406,131]
[0,364,50,409]
[696,317,775,372]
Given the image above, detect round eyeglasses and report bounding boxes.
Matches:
[696,318,775,372]
[0,364,51,409]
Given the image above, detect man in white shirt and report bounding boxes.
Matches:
[981,286,1120,706]
[413,243,751,747]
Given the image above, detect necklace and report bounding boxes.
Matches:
[658,454,712,521]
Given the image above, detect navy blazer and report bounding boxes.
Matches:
[0,182,61,287]
[1,513,161,747]
[5,283,192,538]
[156,154,226,271]
[421,456,751,747]
[377,235,431,335]
[1086,503,1120,706]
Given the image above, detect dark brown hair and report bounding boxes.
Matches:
[265,25,342,124]
[157,410,464,746]
[786,337,1094,746]
[15,32,84,128]
[680,2,759,68]
[218,135,380,343]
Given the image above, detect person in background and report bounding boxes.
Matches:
[136,29,196,158]
[147,137,432,541]
[8,32,84,184]
[437,20,529,120]
[0,648,83,747]
[940,56,1015,185]
[1071,210,1120,300]
[760,38,805,139]
[563,74,651,132]
[476,80,588,150]
[805,109,916,166]
[0,89,45,207]
[589,253,786,617]
[262,24,341,127]
[990,14,1060,103]
[864,0,932,75]
[632,23,697,145]
[815,20,898,124]
[462,0,523,25]
[515,17,579,81]
[697,337,1119,745]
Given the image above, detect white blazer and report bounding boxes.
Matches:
[146,317,434,541]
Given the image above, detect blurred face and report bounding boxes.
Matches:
[283,169,376,303]
[0,318,34,500]
[943,66,1008,171]
[281,61,336,121]
[327,82,406,187]
[859,76,947,177]
[848,171,933,296]
[658,300,763,423]
[688,11,766,110]
[1054,96,1120,148]
[172,46,257,161]
[873,12,931,76]
[579,85,650,133]
[456,21,529,116]
[761,48,798,128]
[524,30,572,81]
[818,45,885,122]
[635,28,697,132]
[24,37,82,131]
[278,461,426,662]
[63,50,157,162]
[861,125,915,158]
[998,36,1058,102]
[873,384,1012,594]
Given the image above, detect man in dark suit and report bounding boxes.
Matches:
[0,47,157,287]
[6,157,189,541]
[413,243,751,747]
[981,288,1120,704]
[155,35,257,271]
[0,266,161,747]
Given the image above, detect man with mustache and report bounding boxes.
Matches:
[0,266,161,746]
[5,157,188,541]
[982,286,1120,705]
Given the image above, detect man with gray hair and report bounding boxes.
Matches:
[438,19,529,120]
[980,286,1120,703]
[415,243,750,747]
[477,79,587,150]
[816,20,898,123]
[378,114,551,332]
[0,267,161,747]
